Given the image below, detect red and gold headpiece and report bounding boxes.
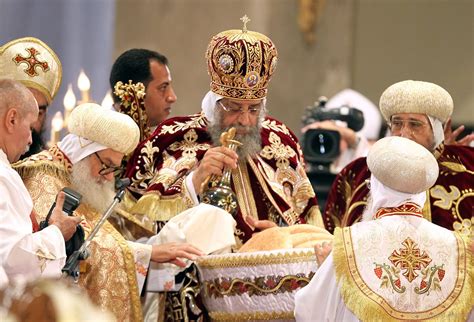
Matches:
[206,15,278,100]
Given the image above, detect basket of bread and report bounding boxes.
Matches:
[196,224,333,321]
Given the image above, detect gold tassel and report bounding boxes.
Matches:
[130,192,190,222]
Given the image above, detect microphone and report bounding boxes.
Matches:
[62,177,131,280]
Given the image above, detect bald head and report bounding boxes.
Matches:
[0,79,38,117]
[0,79,39,162]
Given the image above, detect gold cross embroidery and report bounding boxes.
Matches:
[389,237,431,282]
[13,47,50,77]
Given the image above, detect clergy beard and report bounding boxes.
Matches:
[208,109,263,159]
[70,159,115,213]
[361,194,374,222]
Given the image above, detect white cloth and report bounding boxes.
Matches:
[295,254,358,321]
[0,149,66,281]
[362,174,426,221]
[427,115,445,148]
[146,203,236,292]
[201,91,223,124]
[57,134,107,164]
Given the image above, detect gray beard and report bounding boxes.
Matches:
[70,159,116,214]
[207,109,263,159]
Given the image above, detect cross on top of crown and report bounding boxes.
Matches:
[240,15,251,33]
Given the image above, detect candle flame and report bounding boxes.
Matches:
[51,111,64,131]
[77,69,91,91]
[63,84,76,111]
[101,90,114,109]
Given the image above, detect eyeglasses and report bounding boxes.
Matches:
[217,101,262,116]
[388,118,429,135]
[94,152,123,176]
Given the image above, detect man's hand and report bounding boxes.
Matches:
[314,241,332,266]
[192,146,238,194]
[246,216,277,231]
[151,243,204,267]
[302,120,358,148]
[444,118,474,146]
[48,192,82,241]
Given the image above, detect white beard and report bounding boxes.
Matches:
[70,159,115,214]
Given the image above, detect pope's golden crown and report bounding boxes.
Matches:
[206,15,278,100]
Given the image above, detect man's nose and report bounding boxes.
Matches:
[103,172,115,182]
[399,123,414,138]
[238,110,252,126]
[28,130,33,146]
[166,87,177,103]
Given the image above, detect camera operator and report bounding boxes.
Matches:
[302,89,382,173]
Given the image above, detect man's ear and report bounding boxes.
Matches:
[4,108,18,133]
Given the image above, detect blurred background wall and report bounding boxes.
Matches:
[1,0,472,139]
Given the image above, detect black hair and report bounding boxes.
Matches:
[109,49,169,103]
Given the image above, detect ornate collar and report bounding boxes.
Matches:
[49,144,73,173]
[374,202,423,220]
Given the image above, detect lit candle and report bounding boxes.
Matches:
[49,111,64,146]
[101,90,114,109]
[77,69,91,103]
[63,83,76,126]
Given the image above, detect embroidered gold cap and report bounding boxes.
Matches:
[205,15,278,100]
[68,103,140,155]
[379,80,453,122]
[367,136,438,194]
[0,37,62,104]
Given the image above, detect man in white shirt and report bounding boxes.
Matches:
[0,79,81,281]
[294,136,473,321]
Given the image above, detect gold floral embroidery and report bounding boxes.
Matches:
[439,154,474,176]
[453,218,473,237]
[430,185,460,210]
[259,132,295,169]
[168,129,209,158]
[133,140,160,190]
[160,113,207,135]
[388,237,432,283]
[204,272,314,298]
[261,119,290,135]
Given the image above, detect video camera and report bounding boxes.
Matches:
[301,96,365,173]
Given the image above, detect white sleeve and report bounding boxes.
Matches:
[294,254,359,322]
[0,172,66,281]
[127,241,152,294]
[184,171,199,205]
[3,225,66,280]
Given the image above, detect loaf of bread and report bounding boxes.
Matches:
[238,224,333,253]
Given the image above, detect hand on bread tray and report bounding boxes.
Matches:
[314,241,333,266]
[245,216,277,232]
